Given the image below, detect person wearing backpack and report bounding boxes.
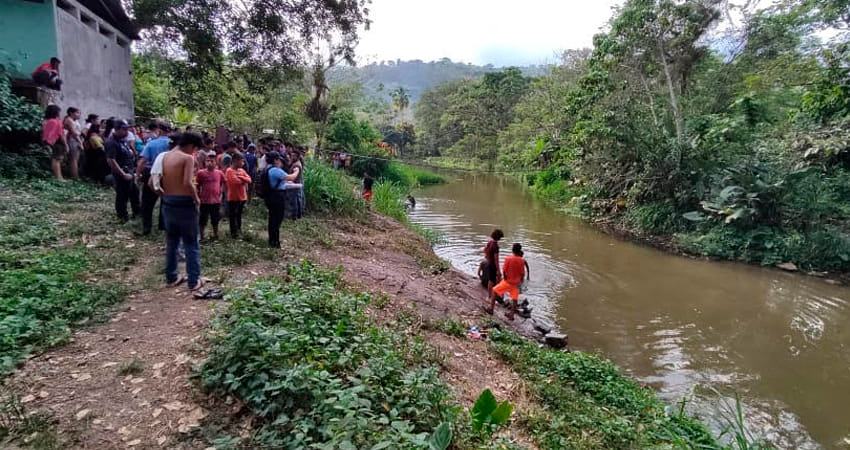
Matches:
[259,152,301,248]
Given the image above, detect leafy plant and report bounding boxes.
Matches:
[427,422,452,450]
[199,262,459,449]
[470,389,513,433]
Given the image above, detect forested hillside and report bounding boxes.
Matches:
[415,0,850,274]
[328,59,548,103]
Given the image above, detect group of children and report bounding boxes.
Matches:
[192,139,307,242]
[480,228,531,321]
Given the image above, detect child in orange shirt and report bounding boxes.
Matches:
[488,243,530,320]
[224,152,252,238]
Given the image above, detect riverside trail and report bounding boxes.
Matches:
[2,179,544,449]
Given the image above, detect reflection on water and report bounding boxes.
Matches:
[410,173,850,449]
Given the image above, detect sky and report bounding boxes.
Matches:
[355,0,624,67]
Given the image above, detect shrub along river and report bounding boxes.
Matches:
[409,172,850,449]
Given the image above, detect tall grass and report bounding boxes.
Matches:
[381,162,446,188]
[372,181,408,223]
[304,159,365,216]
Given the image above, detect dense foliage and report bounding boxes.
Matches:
[199,262,458,449]
[0,63,43,153]
[132,0,369,71]
[415,0,850,273]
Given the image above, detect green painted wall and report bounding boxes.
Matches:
[0,0,58,77]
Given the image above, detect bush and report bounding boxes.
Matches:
[624,201,686,235]
[372,182,408,223]
[199,262,457,449]
[676,225,850,271]
[303,159,365,216]
[0,63,41,135]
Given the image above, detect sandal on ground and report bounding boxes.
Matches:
[166,275,186,288]
[188,278,205,292]
[193,288,224,300]
[483,306,494,315]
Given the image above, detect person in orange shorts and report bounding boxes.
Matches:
[487,243,530,320]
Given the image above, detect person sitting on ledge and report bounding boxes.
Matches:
[31,57,62,90]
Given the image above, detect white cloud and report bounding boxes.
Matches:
[356,0,623,66]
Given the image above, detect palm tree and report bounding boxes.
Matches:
[389,86,410,123]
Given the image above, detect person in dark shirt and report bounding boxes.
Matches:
[482,229,504,307]
[105,120,140,222]
[362,172,374,202]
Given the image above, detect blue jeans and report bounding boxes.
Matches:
[162,195,201,287]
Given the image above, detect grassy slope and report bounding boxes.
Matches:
[0,163,723,449]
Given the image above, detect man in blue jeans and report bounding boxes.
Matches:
[160,131,204,290]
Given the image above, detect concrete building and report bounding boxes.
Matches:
[0,0,138,119]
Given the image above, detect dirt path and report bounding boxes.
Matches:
[11,277,221,449]
[10,212,547,449]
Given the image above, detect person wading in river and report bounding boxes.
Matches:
[487,243,530,320]
[482,229,504,298]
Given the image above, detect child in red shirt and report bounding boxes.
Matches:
[488,243,530,320]
[196,154,224,240]
[224,152,252,238]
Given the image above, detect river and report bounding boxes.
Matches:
[408,173,850,449]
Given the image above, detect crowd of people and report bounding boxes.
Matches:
[41,102,530,311]
[42,104,308,291]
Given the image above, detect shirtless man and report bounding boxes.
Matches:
[160,131,204,290]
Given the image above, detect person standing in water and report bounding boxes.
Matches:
[160,131,203,290]
[488,243,530,320]
[482,229,504,299]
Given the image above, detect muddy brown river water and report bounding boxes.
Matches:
[409,172,850,449]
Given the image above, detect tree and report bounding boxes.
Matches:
[381,123,415,156]
[132,0,371,71]
[132,54,173,119]
[390,86,410,122]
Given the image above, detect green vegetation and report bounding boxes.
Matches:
[303,159,366,216]
[372,182,409,223]
[414,0,850,273]
[0,178,127,376]
[328,59,547,104]
[199,262,460,449]
[489,329,717,449]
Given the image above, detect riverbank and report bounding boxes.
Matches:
[497,169,850,286]
[0,173,723,449]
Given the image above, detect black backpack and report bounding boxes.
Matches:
[256,167,282,199]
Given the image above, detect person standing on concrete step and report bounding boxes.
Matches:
[136,121,172,235]
[105,120,140,222]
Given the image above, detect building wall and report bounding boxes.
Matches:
[0,0,58,77]
[55,0,133,120]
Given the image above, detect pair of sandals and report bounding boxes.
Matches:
[166,277,223,300]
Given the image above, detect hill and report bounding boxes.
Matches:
[327,58,549,103]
